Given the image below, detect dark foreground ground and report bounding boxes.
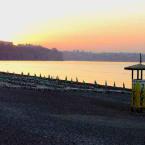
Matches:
[0,88,145,145]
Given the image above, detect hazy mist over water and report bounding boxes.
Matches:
[0,61,138,88]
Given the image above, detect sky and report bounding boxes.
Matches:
[0,0,145,52]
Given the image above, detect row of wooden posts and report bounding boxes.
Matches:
[6,71,126,88]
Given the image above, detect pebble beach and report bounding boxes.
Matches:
[0,87,145,145]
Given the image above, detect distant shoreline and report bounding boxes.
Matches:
[0,41,144,62]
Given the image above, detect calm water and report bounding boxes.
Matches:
[0,61,139,88]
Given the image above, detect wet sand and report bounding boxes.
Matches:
[0,88,145,145]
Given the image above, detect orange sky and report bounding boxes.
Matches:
[0,0,145,52]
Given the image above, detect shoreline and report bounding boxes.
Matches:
[0,71,130,92]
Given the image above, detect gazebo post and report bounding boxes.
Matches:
[141,70,143,80]
[132,70,134,81]
[137,70,139,80]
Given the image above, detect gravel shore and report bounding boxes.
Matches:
[0,88,144,145]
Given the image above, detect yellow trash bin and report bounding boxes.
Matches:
[142,86,145,110]
[131,84,135,111]
[134,81,141,112]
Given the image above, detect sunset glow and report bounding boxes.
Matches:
[0,0,145,52]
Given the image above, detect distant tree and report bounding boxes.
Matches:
[52,48,58,52]
[28,72,30,76]
[21,72,24,75]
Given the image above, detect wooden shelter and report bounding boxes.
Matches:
[125,53,145,81]
[125,53,145,112]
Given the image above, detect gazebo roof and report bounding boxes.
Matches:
[124,53,145,70]
[124,63,145,70]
